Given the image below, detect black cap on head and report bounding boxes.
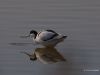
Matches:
[30,30,37,35]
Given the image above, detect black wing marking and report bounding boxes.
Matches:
[46,30,57,34]
[43,33,58,41]
[42,30,58,41]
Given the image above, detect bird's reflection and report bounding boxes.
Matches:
[21,47,66,64]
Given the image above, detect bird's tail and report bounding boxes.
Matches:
[62,36,67,39]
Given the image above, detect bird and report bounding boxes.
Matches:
[25,29,67,47]
[21,47,66,64]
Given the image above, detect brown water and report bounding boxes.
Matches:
[0,0,100,75]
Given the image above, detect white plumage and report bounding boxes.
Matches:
[29,30,67,47]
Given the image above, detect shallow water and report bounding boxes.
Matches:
[0,0,100,75]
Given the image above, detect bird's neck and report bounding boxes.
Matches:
[34,34,37,39]
[34,32,38,39]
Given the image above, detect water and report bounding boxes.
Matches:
[0,0,100,75]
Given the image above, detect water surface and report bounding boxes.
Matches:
[0,0,100,75]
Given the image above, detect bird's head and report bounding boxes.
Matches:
[29,30,38,38]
